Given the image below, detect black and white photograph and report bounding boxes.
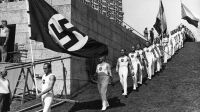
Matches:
[0,0,200,111]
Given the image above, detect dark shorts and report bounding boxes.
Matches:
[0,93,10,112]
[0,37,6,46]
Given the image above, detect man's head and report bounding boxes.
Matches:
[43,62,52,74]
[99,56,105,63]
[131,46,135,52]
[136,44,141,50]
[1,20,7,27]
[145,41,150,47]
[120,49,126,56]
[0,67,7,78]
[151,28,154,31]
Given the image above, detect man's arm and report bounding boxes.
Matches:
[96,65,98,73]
[127,57,133,71]
[107,64,112,77]
[38,75,56,97]
[4,28,9,46]
[142,50,148,67]
[116,59,119,72]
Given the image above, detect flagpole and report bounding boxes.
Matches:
[25,0,38,95]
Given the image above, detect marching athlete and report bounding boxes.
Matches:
[37,63,56,112]
[96,56,112,111]
[155,42,163,72]
[128,46,140,90]
[116,49,131,97]
[143,41,154,80]
[135,44,144,84]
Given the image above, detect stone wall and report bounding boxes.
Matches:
[69,0,146,93]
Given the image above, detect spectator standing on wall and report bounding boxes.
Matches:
[150,28,154,44]
[0,20,10,62]
[144,27,148,41]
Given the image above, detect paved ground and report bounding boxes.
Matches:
[51,42,200,112]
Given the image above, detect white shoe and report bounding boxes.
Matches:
[101,103,109,111]
[122,93,127,95]
[101,106,107,111]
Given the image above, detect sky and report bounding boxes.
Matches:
[123,0,200,38]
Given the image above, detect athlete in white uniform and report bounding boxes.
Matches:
[37,63,56,112]
[162,38,169,64]
[96,56,112,111]
[128,46,140,90]
[171,34,176,56]
[116,49,131,97]
[143,42,154,80]
[135,44,144,84]
[152,43,161,72]
[168,35,173,59]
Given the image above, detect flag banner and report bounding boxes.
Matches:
[181,3,199,28]
[28,0,108,58]
[153,0,167,35]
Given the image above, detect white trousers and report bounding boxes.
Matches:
[118,67,128,95]
[164,46,169,64]
[131,60,139,90]
[41,93,53,112]
[145,53,154,79]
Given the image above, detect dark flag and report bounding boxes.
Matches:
[28,0,108,58]
[181,3,199,28]
[153,0,167,35]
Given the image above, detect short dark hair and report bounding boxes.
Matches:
[44,62,51,69]
[1,20,7,24]
[120,49,125,52]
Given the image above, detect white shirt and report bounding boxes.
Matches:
[117,56,129,68]
[128,52,138,62]
[42,73,55,95]
[96,62,110,75]
[0,78,9,94]
[0,27,9,37]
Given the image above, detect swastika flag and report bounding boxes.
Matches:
[28,0,108,58]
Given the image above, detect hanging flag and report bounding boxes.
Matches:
[181,3,199,28]
[153,0,167,35]
[28,0,108,58]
